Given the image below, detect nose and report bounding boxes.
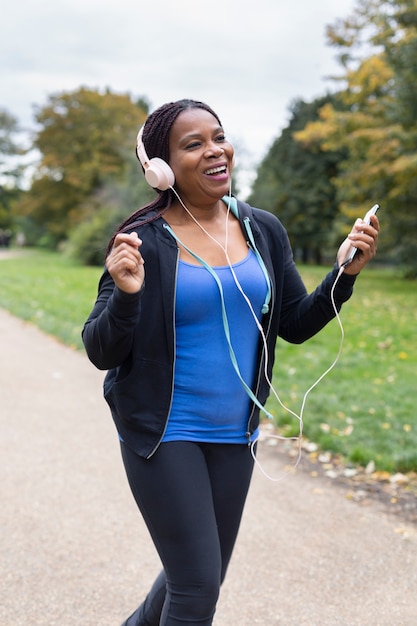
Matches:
[205,141,224,159]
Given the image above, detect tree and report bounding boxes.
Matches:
[64,148,156,266]
[0,109,20,158]
[296,0,417,276]
[0,109,24,232]
[15,87,149,245]
[248,96,344,264]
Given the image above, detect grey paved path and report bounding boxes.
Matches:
[1,307,416,625]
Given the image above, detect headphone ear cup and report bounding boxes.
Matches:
[136,125,175,191]
[144,158,175,191]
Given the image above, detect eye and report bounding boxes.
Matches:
[215,133,226,143]
[185,141,201,150]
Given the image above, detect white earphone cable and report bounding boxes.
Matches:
[169,186,347,481]
[250,264,346,482]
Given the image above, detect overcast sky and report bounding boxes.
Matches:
[2,0,355,171]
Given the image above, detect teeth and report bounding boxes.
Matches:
[205,165,226,175]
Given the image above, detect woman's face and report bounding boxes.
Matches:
[168,107,235,203]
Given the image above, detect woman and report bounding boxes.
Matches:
[82,99,379,625]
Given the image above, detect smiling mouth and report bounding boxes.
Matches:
[204,165,227,176]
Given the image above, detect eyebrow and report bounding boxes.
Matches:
[179,126,224,144]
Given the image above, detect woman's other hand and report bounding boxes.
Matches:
[106,232,145,294]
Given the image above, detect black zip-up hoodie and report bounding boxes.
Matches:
[82,199,356,458]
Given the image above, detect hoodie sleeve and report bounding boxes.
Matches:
[82,268,143,370]
[277,227,356,344]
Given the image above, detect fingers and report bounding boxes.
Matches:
[110,233,141,262]
[107,232,145,293]
[342,215,379,274]
[112,232,142,254]
[348,216,379,256]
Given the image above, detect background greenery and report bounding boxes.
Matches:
[2,1,417,276]
[0,250,415,474]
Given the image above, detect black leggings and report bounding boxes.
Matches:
[120,440,255,626]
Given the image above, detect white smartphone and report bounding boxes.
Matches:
[343,203,379,266]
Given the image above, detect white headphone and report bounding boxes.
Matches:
[136,126,175,191]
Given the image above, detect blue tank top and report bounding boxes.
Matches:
[162,249,267,444]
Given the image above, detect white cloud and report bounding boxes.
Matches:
[1,0,355,166]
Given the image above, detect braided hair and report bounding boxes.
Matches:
[106,99,222,255]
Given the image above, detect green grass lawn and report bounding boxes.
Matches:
[1,249,416,473]
[267,266,417,473]
[0,250,102,350]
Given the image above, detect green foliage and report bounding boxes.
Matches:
[64,204,117,266]
[297,0,417,275]
[0,109,20,157]
[0,109,24,231]
[0,186,21,231]
[5,0,417,278]
[65,150,156,265]
[14,87,148,245]
[248,96,345,264]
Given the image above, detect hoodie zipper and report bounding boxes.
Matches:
[146,243,180,459]
[242,216,274,443]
